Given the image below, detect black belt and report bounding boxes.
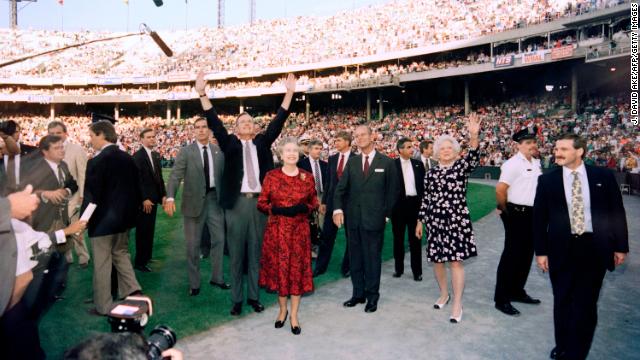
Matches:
[571,232,593,239]
[507,203,533,212]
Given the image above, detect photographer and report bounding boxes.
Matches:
[64,332,183,360]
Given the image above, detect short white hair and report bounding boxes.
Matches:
[433,135,461,158]
[276,137,300,156]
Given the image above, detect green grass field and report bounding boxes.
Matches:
[39,180,495,358]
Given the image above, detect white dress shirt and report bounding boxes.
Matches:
[144,146,155,172]
[198,142,215,188]
[562,163,593,233]
[241,140,261,193]
[498,151,542,206]
[420,155,434,170]
[400,158,417,196]
[361,150,376,171]
[2,153,20,185]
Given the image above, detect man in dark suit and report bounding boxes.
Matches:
[196,71,296,315]
[82,120,142,316]
[314,131,354,277]
[0,120,38,196]
[133,129,166,272]
[333,125,399,313]
[391,138,425,281]
[419,140,438,171]
[533,133,628,360]
[297,139,328,250]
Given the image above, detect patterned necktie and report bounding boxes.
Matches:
[203,146,210,190]
[313,160,322,194]
[337,154,345,179]
[363,155,370,177]
[570,171,585,235]
[244,141,258,190]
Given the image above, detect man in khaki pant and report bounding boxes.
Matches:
[83,119,142,315]
[48,121,91,267]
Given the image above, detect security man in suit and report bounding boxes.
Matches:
[165,120,228,296]
[314,131,354,277]
[334,125,399,313]
[297,139,328,249]
[133,129,167,273]
[534,133,628,360]
[494,126,542,316]
[196,71,296,316]
[419,140,438,170]
[391,138,425,281]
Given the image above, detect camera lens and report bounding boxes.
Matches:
[146,325,176,360]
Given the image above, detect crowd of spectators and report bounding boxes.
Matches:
[0,0,626,79]
[5,92,637,173]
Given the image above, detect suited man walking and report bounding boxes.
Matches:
[419,140,438,170]
[165,120,228,295]
[196,71,296,315]
[533,133,628,360]
[133,129,167,272]
[47,121,90,267]
[82,120,142,316]
[314,131,354,277]
[391,138,425,281]
[0,120,38,196]
[334,125,399,313]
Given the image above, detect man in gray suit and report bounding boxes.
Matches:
[333,125,399,313]
[164,118,228,296]
[419,140,438,170]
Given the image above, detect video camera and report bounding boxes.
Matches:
[107,296,177,360]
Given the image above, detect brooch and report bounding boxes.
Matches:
[300,173,306,181]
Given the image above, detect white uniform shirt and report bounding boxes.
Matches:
[498,152,542,206]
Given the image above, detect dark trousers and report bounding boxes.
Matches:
[201,226,212,257]
[135,204,157,267]
[0,301,45,360]
[348,226,383,303]
[494,203,535,304]
[391,196,422,277]
[22,251,69,321]
[315,212,350,275]
[550,233,606,360]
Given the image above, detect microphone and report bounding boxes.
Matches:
[141,23,173,57]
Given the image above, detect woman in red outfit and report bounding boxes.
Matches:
[257,137,318,335]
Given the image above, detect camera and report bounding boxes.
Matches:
[107,296,177,360]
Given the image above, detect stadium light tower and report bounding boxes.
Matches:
[218,0,224,28]
[6,0,37,29]
[249,0,256,24]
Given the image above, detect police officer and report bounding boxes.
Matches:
[494,125,542,316]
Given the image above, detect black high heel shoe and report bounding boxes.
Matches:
[275,311,288,329]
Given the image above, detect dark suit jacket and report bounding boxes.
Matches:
[0,197,16,314]
[533,165,628,271]
[29,158,78,233]
[334,152,399,232]
[19,143,38,156]
[0,150,40,196]
[394,158,425,201]
[322,152,356,211]
[204,107,290,209]
[297,157,328,194]
[133,148,166,204]
[82,145,141,237]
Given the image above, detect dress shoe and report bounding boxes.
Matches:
[495,302,521,316]
[128,290,144,297]
[275,311,288,328]
[364,301,378,313]
[449,306,463,323]
[230,302,242,316]
[291,324,302,335]
[53,295,65,302]
[83,298,93,304]
[434,294,450,309]
[209,281,231,290]
[341,270,350,278]
[199,254,209,260]
[392,272,402,278]
[343,297,366,307]
[511,294,541,305]
[189,288,200,296]
[134,265,152,273]
[247,299,264,313]
[550,347,566,359]
[414,275,423,282]
[87,308,105,317]
[312,269,324,278]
